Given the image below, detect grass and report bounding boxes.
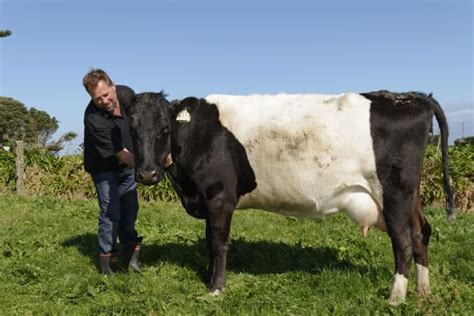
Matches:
[0,194,472,315]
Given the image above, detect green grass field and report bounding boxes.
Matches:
[0,194,472,315]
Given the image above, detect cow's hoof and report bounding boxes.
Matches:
[388,274,408,306]
[387,296,405,306]
[208,289,222,296]
[416,285,431,297]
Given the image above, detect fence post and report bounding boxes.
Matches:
[15,140,25,195]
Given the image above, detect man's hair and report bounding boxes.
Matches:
[82,68,114,94]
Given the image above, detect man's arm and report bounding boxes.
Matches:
[115,148,135,168]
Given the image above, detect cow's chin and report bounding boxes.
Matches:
[137,178,160,185]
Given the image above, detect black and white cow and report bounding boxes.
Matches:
[125,90,454,305]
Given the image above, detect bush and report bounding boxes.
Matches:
[0,149,15,192]
[0,145,472,210]
[24,148,95,199]
[421,144,474,211]
[0,148,177,202]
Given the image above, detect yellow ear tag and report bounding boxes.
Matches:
[176,109,191,122]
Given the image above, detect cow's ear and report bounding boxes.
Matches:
[170,99,181,107]
[169,99,181,116]
[169,97,198,119]
[179,97,199,113]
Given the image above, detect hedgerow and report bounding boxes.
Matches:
[421,144,474,211]
[0,145,472,210]
[0,147,177,202]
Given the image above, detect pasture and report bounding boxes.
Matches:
[0,194,472,314]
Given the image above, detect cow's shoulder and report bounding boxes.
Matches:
[171,96,257,198]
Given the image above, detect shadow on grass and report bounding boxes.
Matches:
[62,234,370,281]
[62,233,98,267]
[143,238,371,282]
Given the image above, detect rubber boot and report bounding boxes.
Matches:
[99,253,117,275]
[123,237,143,273]
[128,243,141,273]
[110,252,118,272]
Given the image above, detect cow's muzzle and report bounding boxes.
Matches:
[136,168,160,185]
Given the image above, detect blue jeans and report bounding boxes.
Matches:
[92,167,140,255]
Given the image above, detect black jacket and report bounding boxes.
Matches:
[83,85,135,174]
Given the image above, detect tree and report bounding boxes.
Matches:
[47,131,78,154]
[29,108,60,145]
[0,97,29,145]
[0,96,59,147]
[0,17,12,38]
[0,29,12,38]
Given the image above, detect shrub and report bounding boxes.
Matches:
[0,149,15,192]
[0,148,177,202]
[421,144,474,211]
[24,148,95,199]
[0,145,472,210]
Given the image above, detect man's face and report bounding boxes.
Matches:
[90,80,117,113]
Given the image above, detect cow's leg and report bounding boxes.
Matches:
[205,218,215,283]
[411,188,432,296]
[384,195,415,305]
[204,193,234,295]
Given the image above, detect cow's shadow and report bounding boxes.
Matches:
[62,233,370,281]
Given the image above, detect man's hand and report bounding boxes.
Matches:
[165,153,173,168]
[115,148,135,168]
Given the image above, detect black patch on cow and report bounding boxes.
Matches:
[362,91,454,226]
[169,97,257,198]
[365,91,433,197]
[363,90,455,281]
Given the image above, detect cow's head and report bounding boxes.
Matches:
[127,92,171,185]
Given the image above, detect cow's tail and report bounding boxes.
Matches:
[425,93,456,222]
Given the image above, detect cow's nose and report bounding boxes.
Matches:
[136,168,159,184]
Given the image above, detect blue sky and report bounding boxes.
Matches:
[1,0,472,153]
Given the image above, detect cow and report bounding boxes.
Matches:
[125,90,454,305]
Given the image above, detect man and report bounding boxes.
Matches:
[82,68,142,275]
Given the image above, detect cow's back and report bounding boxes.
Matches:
[205,93,383,221]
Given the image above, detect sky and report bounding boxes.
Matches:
[1,0,472,154]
